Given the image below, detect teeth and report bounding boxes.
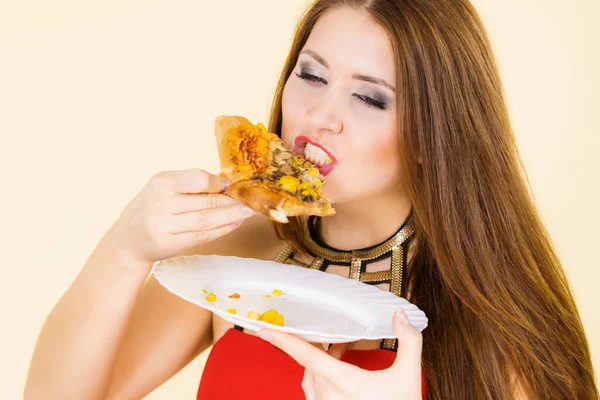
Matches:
[304,143,330,167]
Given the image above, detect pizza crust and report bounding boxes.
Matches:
[224,180,335,223]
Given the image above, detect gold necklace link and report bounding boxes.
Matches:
[349,259,362,281]
[310,257,324,270]
[301,216,415,262]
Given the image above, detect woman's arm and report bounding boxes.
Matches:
[24,169,256,399]
[102,271,214,400]
[24,236,155,400]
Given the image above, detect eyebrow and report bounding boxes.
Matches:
[299,49,396,92]
[300,49,329,68]
[352,73,396,92]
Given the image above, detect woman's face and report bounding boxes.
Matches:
[281,6,402,204]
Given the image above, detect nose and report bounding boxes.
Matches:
[306,91,344,135]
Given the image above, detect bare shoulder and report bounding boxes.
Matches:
[179,214,286,260]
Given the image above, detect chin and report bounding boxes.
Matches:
[321,172,357,204]
[321,184,356,206]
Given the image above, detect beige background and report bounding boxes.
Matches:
[1,0,598,398]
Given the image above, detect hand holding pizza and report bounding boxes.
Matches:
[104,168,255,267]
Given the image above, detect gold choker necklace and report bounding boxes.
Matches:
[275,213,416,351]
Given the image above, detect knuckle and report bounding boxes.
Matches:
[205,193,219,209]
[194,169,210,188]
[151,171,167,182]
[150,171,170,187]
[196,210,209,229]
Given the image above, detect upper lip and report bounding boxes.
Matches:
[293,136,337,163]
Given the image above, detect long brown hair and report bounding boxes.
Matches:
[267,0,598,398]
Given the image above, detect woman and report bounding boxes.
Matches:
[25,0,598,399]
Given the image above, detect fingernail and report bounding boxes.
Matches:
[241,205,254,215]
[396,308,410,325]
[258,330,273,342]
[221,179,231,191]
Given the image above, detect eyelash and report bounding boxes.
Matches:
[294,72,387,110]
[295,71,327,85]
[353,94,387,110]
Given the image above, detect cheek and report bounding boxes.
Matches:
[371,130,401,172]
[349,128,402,186]
[376,131,400,163]
[375,144,403,184]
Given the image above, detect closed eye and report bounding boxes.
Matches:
[295,71,327,85]
[353,94,387,110]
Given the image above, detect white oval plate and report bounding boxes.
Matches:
[153,255,428,343]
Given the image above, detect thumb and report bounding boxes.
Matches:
[390,308,423,370]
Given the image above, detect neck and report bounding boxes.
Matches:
[317,190,412,251]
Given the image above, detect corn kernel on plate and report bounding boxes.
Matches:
[153,255,428,343]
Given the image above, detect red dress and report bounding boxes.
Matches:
[197,328,426,399]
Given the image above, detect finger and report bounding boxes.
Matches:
[173,219,244,247]
[258,329,354,382]
[160,169,229,194]
[171,193,241,214]
[390,308,423,371]
[167,203,254,233]
[301,370,318,400]
[327,342,350,360]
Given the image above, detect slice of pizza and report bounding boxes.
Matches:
[214,115,335,223]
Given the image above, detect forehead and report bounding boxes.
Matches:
[304,7,395,82]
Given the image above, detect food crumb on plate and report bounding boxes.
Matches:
[247,309,285,326]
[206,292,217,302]
[260,309,284,326]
